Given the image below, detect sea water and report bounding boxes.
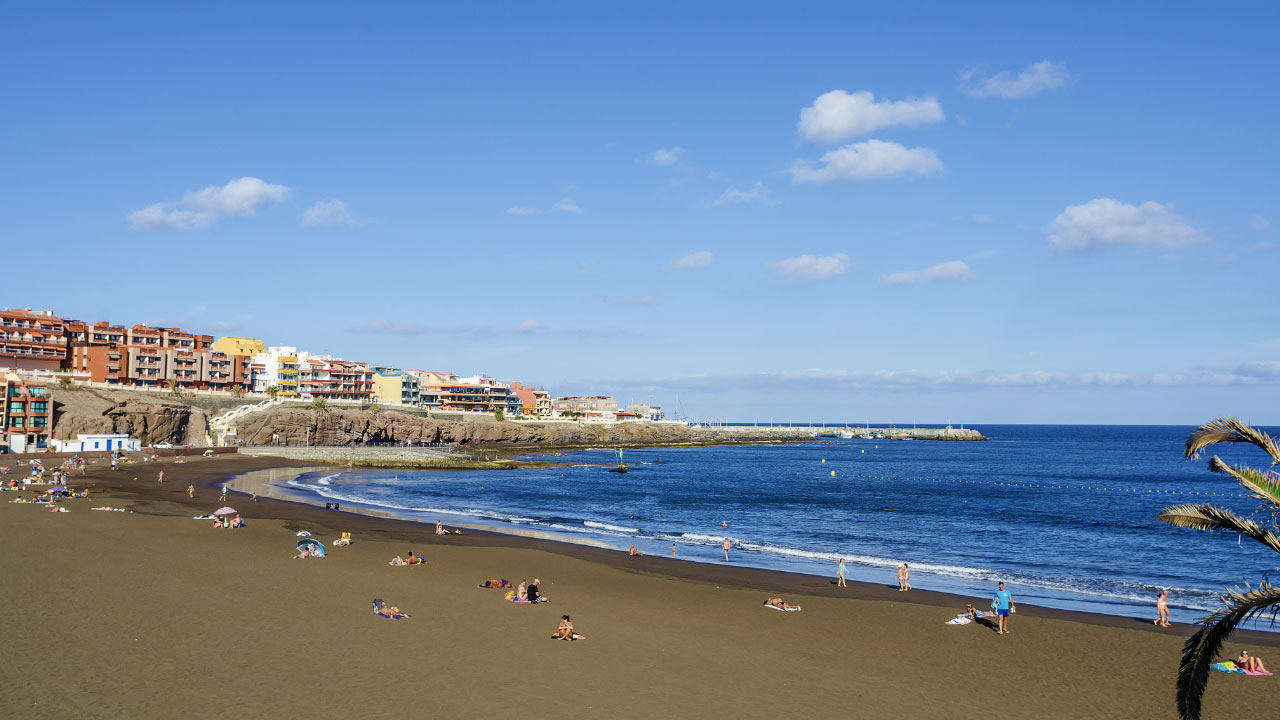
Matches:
[273,425,1280,625]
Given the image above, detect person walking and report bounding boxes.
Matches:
[219,486,227,502]
[186,484,194,499]
[722,537,731,562]
[1155,589,1170,627]
[992,582,1015,635]
[837,558,847,587]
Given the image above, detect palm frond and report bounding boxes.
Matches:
[1185,417,1280,464]
[1207,455,1280,507]
[1176,581,1280,720]
[1157,504,1280,554]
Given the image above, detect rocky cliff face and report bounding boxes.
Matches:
[231,408,801,448]
[52,388,212,447]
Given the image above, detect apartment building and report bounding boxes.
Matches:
[552,396,620,418]
[2,373,54,452]
[370,368,421,406]
[250,347,373,400]
[509,381,553,418]
[68,322,233,390]
[456,374,522,416]
[0,308,69,371]
[627,403,665,421]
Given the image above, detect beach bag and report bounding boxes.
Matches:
[504,590,515,600]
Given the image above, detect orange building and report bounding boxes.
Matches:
[0,308,69,371]
[2,373,54,452]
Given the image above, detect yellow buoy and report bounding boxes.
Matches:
[821,459,826,463]
[861,449,865,454]
[830,470,835,477]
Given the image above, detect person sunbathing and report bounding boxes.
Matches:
[1237,650,1268,673]
[212,517,224,528]
[479,578,511,588]
[389,556,406,566]
[628,545,641,556]
[517,580,528,601]
[764,598,801,611]
[405,552,425,565]
[374,601,410,620]
[551,615,584,640]
[294,548,312,559]
[230,515,244,528]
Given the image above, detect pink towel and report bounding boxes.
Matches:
[1243,668,1273,676]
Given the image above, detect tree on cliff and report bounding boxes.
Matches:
[369,403,381,416]
[166,378,181,397]
[494,407,504,421]
[311,397,327,412]
[266,385,278,398]
[1157,418,1280,720]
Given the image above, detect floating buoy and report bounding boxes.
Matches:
[830,470,835,477]
[821,459,826,463]
[861,449,865,454]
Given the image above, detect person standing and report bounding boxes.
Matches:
[896,564,909,591]
[186,484,194,498]
[993,582,1015,635]
[671,543,677,556]
[837,558,847,587]
[722,537,731,562]
[1155,589,1170,627]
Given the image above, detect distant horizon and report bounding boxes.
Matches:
[4,3,1276,426]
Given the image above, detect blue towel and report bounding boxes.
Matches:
[1210,662,1244,674]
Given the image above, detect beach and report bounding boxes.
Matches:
[2,455,1276,719]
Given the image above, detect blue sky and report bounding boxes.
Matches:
[4,2,1277,424]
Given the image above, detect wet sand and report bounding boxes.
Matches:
[1,455,1274,719]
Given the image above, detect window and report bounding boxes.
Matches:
[8,402,24,413]
[29,388,45,397]
[31,417,46,428]
[8,417,23,428]
[31,402,48,413]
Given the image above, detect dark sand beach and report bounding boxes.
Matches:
[2,455,1275,719]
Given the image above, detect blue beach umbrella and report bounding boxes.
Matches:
[296,538,326,557]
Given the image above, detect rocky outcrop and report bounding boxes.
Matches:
[52,387,214,447]
[232,408,810,448]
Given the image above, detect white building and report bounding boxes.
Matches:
[52,434,141,453]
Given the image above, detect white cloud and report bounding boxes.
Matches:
[1048,198,1203,253]
[972,214,994,223]
[645,147,686,167]
[797,90,944,144]
[211,320,242,332]
[712,181,774,207]
[1250,214,1271,232]
[879,260,977,285]
[552,197,583,214]
[789,139,942,183]
[128,205,215,231]
[960,60,1072,99]
[505,206,542,215]
[128,176,290,231]
[669,251,714,270]
[517,319,545,333]
[302,199,362,228]
[772,252,851,281]
[1252,241,1276,251]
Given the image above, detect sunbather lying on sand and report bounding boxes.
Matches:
[764,598,801,611]
[294,549,314,559]
[1238,650,1268,673]
[405,552,426,565]
[551,615,584,640]
[373,600,410,620]
[389,556,406,566]
[479,578,512,588]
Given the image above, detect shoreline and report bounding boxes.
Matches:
[128,456,1280,644]
[5,453,1277,719]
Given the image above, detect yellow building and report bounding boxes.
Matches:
[371,372,404,405]
[212,336,265,357]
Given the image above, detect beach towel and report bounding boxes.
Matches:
[295,531,312,537]
[506,597,531,604]
[194,514,215,519]
[764,604,799,612]
[946,615,973,625]
[1244,668,1273,676]
[1210,662,1244,674]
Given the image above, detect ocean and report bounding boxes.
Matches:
[266,424,1280,625]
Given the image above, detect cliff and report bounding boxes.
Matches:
[230,407,811,449]
[50,386,250,447]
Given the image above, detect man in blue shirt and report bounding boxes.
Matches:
[993,582,1015,635]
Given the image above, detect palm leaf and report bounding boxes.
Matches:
[1185,417,1280,464]
[1157,504,1280,554]
[1206,455,1280,507]
[1176,581,1280,720]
